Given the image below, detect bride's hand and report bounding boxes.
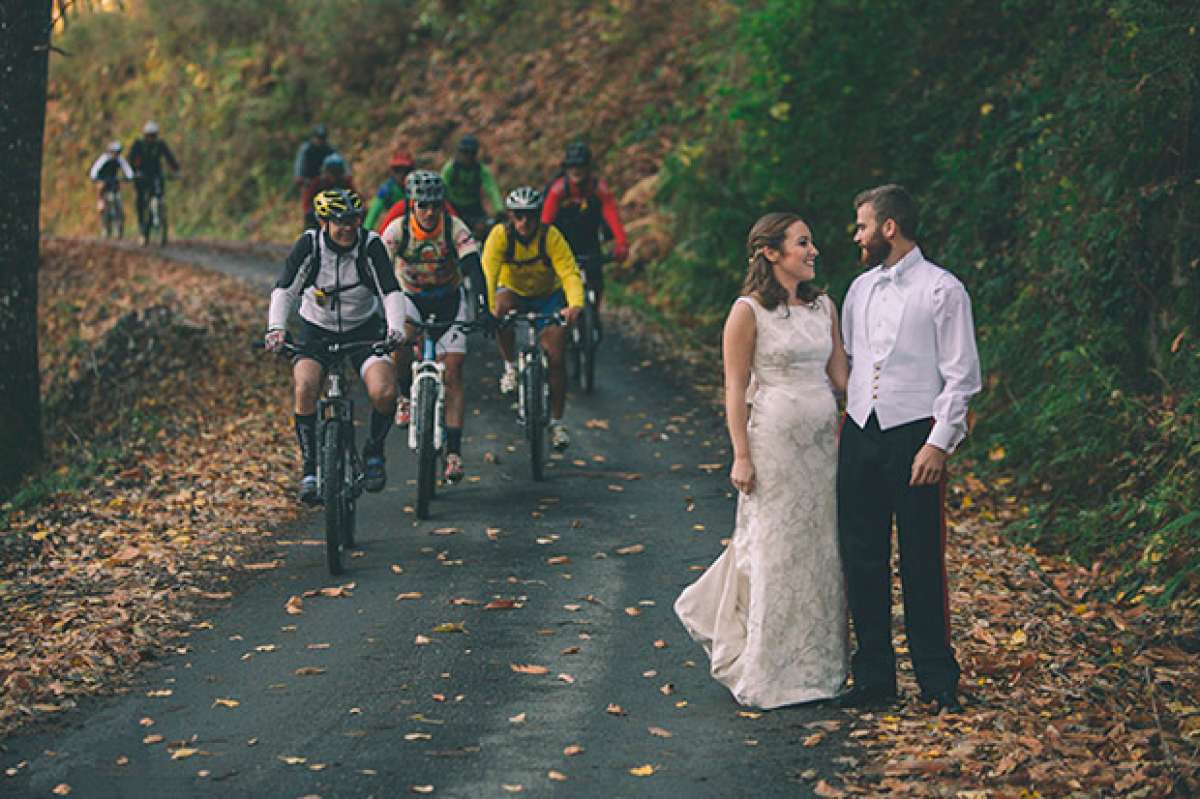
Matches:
[730,456,755,495]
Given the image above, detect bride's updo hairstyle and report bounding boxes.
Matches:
[742,212,823,311]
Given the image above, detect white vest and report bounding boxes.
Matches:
[844,252,946,432]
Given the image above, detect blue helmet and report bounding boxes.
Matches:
[321,153,347,174]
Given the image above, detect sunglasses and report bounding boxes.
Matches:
[512,210,539,221]
[414,201,443,211]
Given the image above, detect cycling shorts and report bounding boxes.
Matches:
[497,287,566,332]
[294,316,390,378]
[403,285,469,356]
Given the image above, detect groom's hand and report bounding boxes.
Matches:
[910,444,947,486]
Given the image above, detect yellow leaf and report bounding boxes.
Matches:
[648,726,673,738]
[171,748,199,760]
[508,712,526,724]
[988,446,1006,461]
[547,770,567,782]
[615,544,645,555]
[294,666,327,676]
[606,703,627,716]
[432,622,467,634]
[980,102,995,116]
[510,663,549,675]
[404,732,432,741]
[212,698,240,708]
[396,592,424,601]
[52,785,72,796]
[629,764,656,777]
[411,786,434,794]
[738,711,762,719]
[502,784,523,793]
[563,744,584,756]
[1010,629,1027,646]
[278,756,307,765]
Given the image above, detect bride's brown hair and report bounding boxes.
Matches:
[742,212,823,311]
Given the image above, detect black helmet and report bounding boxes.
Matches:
[457,134,480,155]
[563,141,592,167]
[313,188,364,222]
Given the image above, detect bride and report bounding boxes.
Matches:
[674,212,849,709]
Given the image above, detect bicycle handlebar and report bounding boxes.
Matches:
[496,310,569,330]
[253,338,397,358]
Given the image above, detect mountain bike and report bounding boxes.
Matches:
[100,187,125,240]
[140,174,169,246]
[569,252,608,394]
[498,310,566,481]
[404,317,486,519]
[257,337,395,575]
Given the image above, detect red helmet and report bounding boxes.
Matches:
[389,150,415,169]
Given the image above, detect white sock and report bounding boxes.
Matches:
[550,418,563,427]
[504,361,517,373]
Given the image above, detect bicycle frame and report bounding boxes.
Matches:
[408,333,447,452]
[317,360,363,500]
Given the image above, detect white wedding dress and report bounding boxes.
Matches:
[675,295,848,709]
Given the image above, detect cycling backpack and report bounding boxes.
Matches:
[395,209,458,269]
[503,222,551,270]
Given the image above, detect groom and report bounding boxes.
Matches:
[836,185,981,714]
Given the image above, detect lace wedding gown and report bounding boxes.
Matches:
[675,295,848,709]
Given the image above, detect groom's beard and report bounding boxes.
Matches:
[859,232,891,266]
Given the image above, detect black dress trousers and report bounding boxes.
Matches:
[836,412,960,695]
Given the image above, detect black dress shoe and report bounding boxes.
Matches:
[836,684,898,710]
[921,689,963,714]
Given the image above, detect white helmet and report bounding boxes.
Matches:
[143,120,159,135]
[505,186,542,212]
[108,141,122,153]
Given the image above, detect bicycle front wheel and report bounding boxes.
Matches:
[579,305,598,394]
[321,419,345,575]
[415,385,437,519]
[157,200,168,246]
[524,359,547,481]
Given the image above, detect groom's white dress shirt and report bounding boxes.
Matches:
[842,245,982,452]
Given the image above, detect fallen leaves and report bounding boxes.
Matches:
[563,744,584,756]
[284,596,304,615]
[606,703,627,716]
[211,698,240,709]
[584,418,610,430]
[510,663,549,675]
[615,543,645,555]
[629,764,656,777]
[396,592,424,601]
[648,726,673,738]
[547,770,567,782]
[484,598,521,610]
[294,666,327,676]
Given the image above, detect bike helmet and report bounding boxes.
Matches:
[389,150,415,169]
[406,170,446,203]
[505,186,543,212]
[563,141,592,167]
[312,188,364,222]
[143,120,159,135]
[108,141,122,153]
[321,153,347,174]
[312,124,328,139]
[457,134,480,155]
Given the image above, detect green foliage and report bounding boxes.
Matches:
[659,0,1200,596]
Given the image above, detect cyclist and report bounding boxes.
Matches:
[364,150,415,231]
[441,134,505,238]
[293,124,335,196]
[265,188,406,502]
[541,141,629,311]
[302,153,358,229]
[88,140,134,215]
[380,170,491,484]
[482,186,583,451]
[128,121,180,241]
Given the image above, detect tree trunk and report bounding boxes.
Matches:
[0,1,52,498]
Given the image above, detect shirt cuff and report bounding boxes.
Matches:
[927,419,962,454]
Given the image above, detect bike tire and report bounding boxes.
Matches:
[158,202,168,246]
[580,306,598,394]
[415,384,437,519]
[321,420,345,575]
[525,360,546,481]
[343,496,356,549]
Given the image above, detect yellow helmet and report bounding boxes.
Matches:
[312,188,363,222]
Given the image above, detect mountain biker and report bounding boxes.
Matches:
[374,192,459,235]
[293,124,335,194]
[441,134,505,238]
[482,186,584,451]
[380,170,492,484]
[128,121,180,241]
[302,153,358,229]
[541,141,629,311]
[265,188,405,503]
[88,141,134,212]
[364,150,415,231]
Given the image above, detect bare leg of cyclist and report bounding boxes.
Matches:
[392,336,416,426]
[441,352,467,483]
[293,359,324,502]
[541,325,570,448]
[494,290,519,393]
[361,360,397,492]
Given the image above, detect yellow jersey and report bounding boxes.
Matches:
[481,222,584,311]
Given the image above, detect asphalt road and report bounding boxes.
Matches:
[3,242,850,798]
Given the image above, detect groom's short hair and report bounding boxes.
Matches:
[855,184,919,240]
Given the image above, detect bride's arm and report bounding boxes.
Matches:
[724,301,756,494]
[825,297,849,396]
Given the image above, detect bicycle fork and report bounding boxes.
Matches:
[408,361,446,450]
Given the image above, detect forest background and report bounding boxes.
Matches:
[38,0,1199,602]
